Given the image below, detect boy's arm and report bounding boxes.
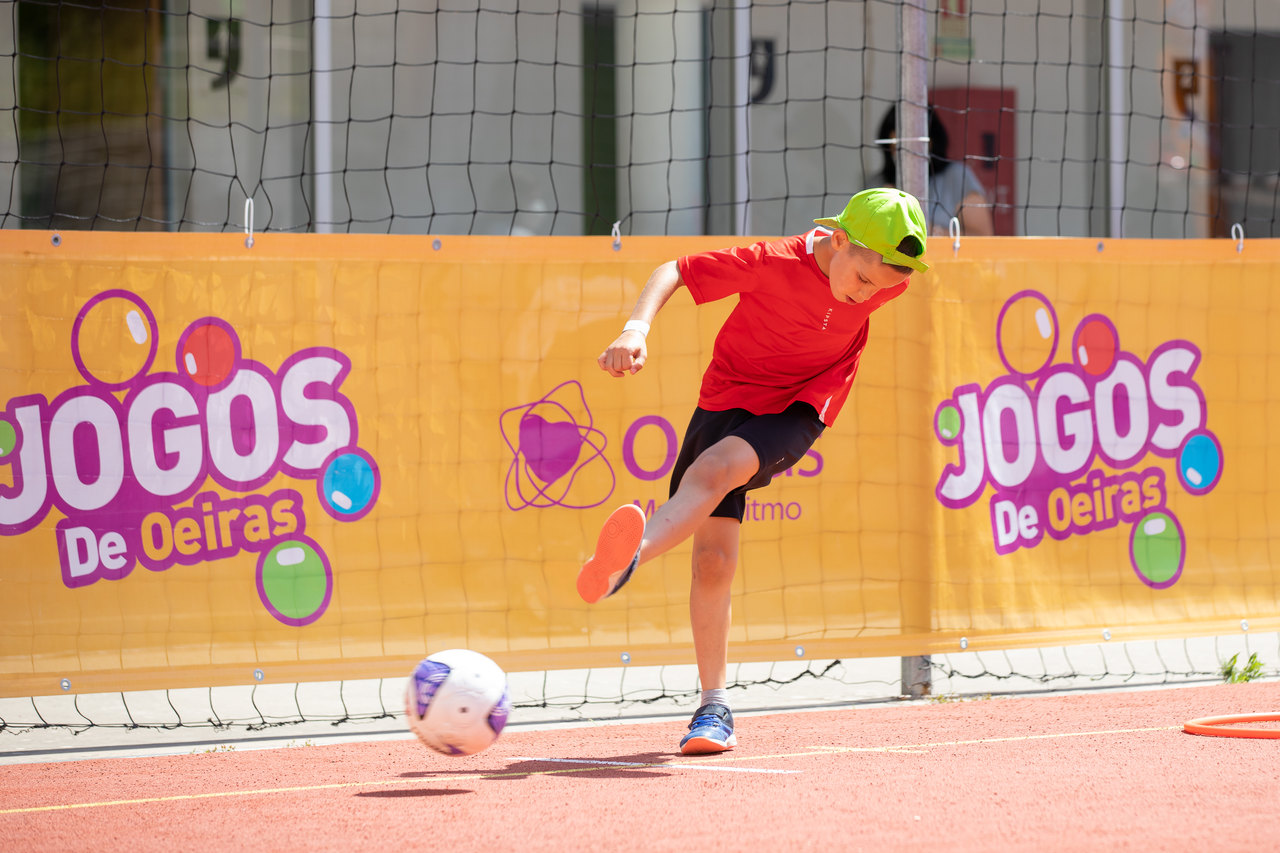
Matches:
[597,259,684,377]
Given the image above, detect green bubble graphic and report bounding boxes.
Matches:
[936,405,961,440]
[1131,511,1183,586]
[259,540,330,621]
[0,419,14,457]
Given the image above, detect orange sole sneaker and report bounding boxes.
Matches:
[577,504,645,603]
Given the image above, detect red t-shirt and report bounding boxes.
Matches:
[676,229,907,426]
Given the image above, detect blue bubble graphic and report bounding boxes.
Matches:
[1177,432,1222,495]
[321,451,377,517]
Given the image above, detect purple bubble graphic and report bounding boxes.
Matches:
[995,290,1058,380]
[499,380,614,510]
[71,290,159,391]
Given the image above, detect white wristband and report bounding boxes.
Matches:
[622,319,650,338]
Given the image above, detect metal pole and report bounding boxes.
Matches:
[898,1,929,212]
[313,0,334,233]
[899,0,931,700]
[733,0,750,235]
[1106,0,1127,238]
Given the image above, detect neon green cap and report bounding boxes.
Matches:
[814,188,930,273]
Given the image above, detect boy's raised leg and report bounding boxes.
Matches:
[578,436,758,605]
[577,503,645,603]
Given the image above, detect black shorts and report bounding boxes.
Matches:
[668,402,826,522]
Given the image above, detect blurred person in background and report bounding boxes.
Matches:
[877,104,995,237]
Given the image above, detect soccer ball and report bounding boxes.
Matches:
[404,649,511,756]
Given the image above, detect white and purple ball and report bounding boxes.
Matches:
[404,649,511,756]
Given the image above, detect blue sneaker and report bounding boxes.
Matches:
[679,703,736,754]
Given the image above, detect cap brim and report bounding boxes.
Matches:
[885,250,930,273]
[814,218,930,273]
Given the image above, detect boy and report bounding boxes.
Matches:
[579,188,929,754]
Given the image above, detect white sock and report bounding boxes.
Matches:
[700,688,729,708]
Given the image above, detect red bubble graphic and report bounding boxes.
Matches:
[1074,315,1117,377]
[180,321,237,387]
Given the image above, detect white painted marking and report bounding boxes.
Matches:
[806,724,1178,754]
[331,490,353,510]
[515,756,800,775]
[276,546,306,566]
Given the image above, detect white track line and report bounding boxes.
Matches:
[514,756,800,774]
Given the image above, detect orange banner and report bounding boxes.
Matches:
[1,232,1278,696]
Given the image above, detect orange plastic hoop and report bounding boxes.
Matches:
[1183,713,1280,739]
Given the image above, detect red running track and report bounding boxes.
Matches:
[2,681,1279,852]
